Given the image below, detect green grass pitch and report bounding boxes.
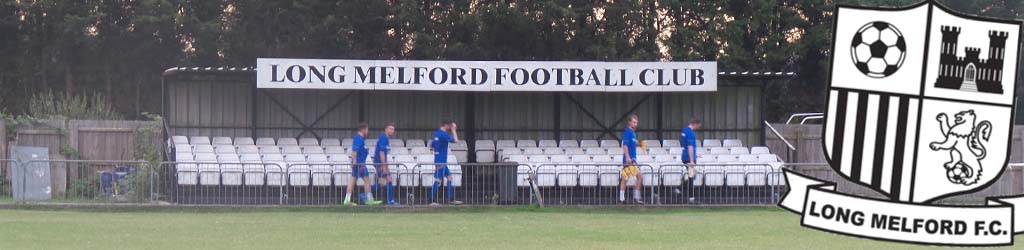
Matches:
[0,207,1017,249]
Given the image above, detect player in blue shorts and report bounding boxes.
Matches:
[430,119,462,205]
[373,122,397,205]
[619,114,644,204]
[343,123,382,206]
[680,118,702,204]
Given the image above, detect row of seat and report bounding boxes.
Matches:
[505,154,785,188]
[174,152,462,187]
[172,136,747,154]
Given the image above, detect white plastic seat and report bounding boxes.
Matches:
[416,154,437,187]
[281,145,303,154]
[298,138,319,146]
[193,144,215,154]
[647,148,668,155]
[256,138,276,146]
[174,145,192,154]
[600,140,620,148]
[233,137,255,145]
[306,154,332,186]
[171,136,189,145]
[324,146,346,154]
[259,146,281,154]
[390,147,410,155]
[475,140,496,163]
[523,148,545,155]
[341,138,354,147]
[190,136,211,145]
[321,138,341,147]
[391,155,418,187]
[496,139,516,148]
[703,139,722,148]
[667,147,684,155]
[662,140,681,148]
[277,138,298,146]
[284,154,310,186]
[722,139,743,148]
[561,155,587,187]
[585,148,606,155]
[738,155,759,163]
[542,148,564,155]
[240,154,265,186]
[328,154,353,187]
[708,147,729,155]
[569,155,598,186]
[598,165,621,187]
[214,145,236,155]
[515,140,536,148]
[660,163,685,186]
[538,140,558,148]
[729,147,750,155]
[750,146,770,155]
[212,137,232,145]
[564,148,585,155]
[262,154,287,186]
[410,147,432,155]
[498,148,522,161]
[558,140,579,148]
[548,155,573,186]
[302,146,325,155]
[528,155,550,182]
[175,153,197,185]
[391,139,406,148]
[642,140,662,148]
[579,140,599,148]
[219,155,243,186]
[237,145,259,154]
[405,139,426,148]
[196,153,220,186]
[506,155,528,164]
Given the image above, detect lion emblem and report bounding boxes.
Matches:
[928,110,992,186]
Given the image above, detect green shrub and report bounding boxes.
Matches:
[28,90,121,120]
[67,174,101,200]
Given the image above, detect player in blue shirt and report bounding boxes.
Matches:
[680,118,702,204]
[619,114,644,204]
[430,119,462,205]
[373,123,397,205]
[343,123,382,206]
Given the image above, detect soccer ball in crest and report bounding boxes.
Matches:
[850,21,907,78]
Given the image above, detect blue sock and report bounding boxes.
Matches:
[446,180,454,201]
[359,193,367,204]
[372,182,378,194]
[431,181,440,203]
[386,182,394,202]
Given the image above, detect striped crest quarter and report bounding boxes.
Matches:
[823,2,1021,203]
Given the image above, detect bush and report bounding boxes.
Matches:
[67,174,101,200]
[28,90,121,120]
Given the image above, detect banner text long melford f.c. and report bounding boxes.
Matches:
[256,58,717,92]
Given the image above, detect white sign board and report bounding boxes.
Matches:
[256,58,717,92]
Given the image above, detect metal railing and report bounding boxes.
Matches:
[7,159,1024,207]
[13,160,150,203]
[531,163,657,205]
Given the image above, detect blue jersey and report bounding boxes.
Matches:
[353,133,369,164]
[623,128,638,163]
[373,133,389,164]
[680,127,697,163]
[431,129,453,163]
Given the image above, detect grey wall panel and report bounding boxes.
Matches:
[167,75,764,146]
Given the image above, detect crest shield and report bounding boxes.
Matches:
[822,1,1021,203]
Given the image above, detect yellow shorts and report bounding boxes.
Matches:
[620,165,641,179]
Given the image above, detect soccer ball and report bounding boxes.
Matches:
[946,162,974,185]
[850,21,906,78]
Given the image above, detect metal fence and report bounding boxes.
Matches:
[152,162,538,206]
[6,159,1023,207]
[7,160,151,203]
[0,159,13,202]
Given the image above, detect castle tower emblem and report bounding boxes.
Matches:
[933,25,1010,94]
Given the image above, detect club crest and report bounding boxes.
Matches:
[821,1,1021,203]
